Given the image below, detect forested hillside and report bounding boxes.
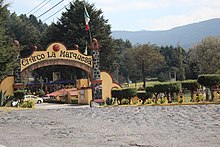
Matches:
[112,18,220,49]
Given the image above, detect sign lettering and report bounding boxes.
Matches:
[20,46,92,71]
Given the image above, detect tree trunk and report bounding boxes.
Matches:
[142,98,147,104]
[155,93,159,103]
[171,92,174,103]
[205,88,210,101]
[210,87,214,101]
[190,90,194,102]
[166,92,171,103]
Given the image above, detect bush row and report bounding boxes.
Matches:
[112,88,137,105]
[111,74,220,105]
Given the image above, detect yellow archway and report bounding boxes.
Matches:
[20,43,93,78]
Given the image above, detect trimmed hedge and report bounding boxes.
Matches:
[198,74,220,87]
[137,91,152,104]
[153,82,181,93]
[145,86,155,93]
[112,89,122,99]
[181,80,200,91]
[121,88,137,99]
[198,74,220,101]
[181,80,200,101]
[112,88,137,105]
[148,82,181,103]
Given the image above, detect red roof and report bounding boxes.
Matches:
[47,88,78,97]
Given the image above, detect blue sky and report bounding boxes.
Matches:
[8,0,220,31]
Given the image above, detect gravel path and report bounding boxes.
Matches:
[0,104,220,147]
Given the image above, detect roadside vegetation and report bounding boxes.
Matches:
[107,74,220,107]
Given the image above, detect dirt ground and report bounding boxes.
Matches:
[0,104,220,147]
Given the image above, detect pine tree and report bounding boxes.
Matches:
[0,0,17,79]
[41,0,113,70]
[6,13,48,50]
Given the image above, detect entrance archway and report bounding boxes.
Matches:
[20,42,93,79]
[21,59,92,78]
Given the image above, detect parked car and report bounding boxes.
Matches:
[23,95,43,104]
[41,95,55,102]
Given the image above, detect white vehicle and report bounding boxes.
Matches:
[23,95,43,104]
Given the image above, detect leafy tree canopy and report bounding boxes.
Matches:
[125,43,165,82]
[0,0,16,79]
[188,37,220,77]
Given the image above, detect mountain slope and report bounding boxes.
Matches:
[112,18,220,49]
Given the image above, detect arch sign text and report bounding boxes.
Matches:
[20,43,93,71]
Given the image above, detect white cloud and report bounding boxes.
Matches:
[91,0,165,13]
[143,3,220,30]
[96,0,220,30]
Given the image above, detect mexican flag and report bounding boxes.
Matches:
[84,3,90,31]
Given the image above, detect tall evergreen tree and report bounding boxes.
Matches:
[0,0,17,79]
[159,45,187,81]
[110,39,132,82]
[41,0,113,70]
[6,13,48,50]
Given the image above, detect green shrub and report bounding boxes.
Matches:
[196,94,205,102]
[156,98,160,104]
[160,98,168,104]
[145,86,155,93]
[14,90,26,100]
[137,91,152,104]
[112,89,122,98]
[137,91,153,99]
[181,80,200,91]
[154,82,181,93]
[0,90,8,106]
[178,99,183,103]
[121,88,137,104]
[145,98,154,104]
[198,74,220,101]
[112,88,137,105]
[20,100,35,108]
[112,89,123,104]
[36,89,45,97]
[198,74,220,87]
[105,97,113,105]
[156,98,168,104]
[154,82,180,103]
[133,100,139,105]
[121,99,129,105]
[111,98,117,105]
[121,88,137,99]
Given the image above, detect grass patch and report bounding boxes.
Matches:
[122,81,160,89]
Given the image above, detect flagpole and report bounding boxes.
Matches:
[88,26,92,44]
[83,0,92,53]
